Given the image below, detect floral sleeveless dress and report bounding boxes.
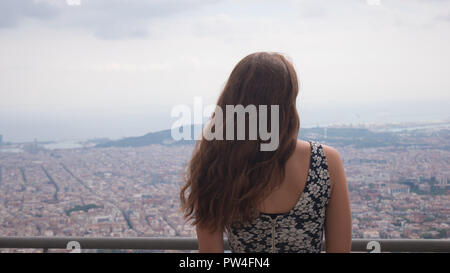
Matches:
[227,141,331,253]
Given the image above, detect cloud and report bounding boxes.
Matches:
[0,0,57,27]
[435,12,450,22]
[0,0,220,39]
[2,0,450,39]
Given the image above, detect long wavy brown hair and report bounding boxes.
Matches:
[180,52,300,233]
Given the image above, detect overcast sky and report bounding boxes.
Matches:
[0,0,449,142]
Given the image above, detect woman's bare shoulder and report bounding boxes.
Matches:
[294,139,312,158]
[295,140,343,167]
[295,139,309,147]
[295,140,340,159]
[320,144,345,188]
[321,144,341,162]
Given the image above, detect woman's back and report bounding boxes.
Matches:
[182,52,352,253]
[258,139,314,215]
[196,139,352,253]
[227,140,333,253]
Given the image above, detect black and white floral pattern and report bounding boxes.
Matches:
[227,141,331,253]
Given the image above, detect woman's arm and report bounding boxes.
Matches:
[196,225,224,253]
[322,145,352,253]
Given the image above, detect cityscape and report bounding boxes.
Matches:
[0,122,449,252]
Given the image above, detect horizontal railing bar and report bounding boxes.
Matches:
[350,239,450,253]
[0,237,200,251]
[0,237,448,252]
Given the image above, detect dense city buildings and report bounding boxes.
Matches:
[0,124,448,253]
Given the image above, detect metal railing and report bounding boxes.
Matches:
[0,237,449,253]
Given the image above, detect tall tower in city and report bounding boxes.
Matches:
[0,134,3,145]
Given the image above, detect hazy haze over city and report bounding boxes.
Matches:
[0,0,449,142]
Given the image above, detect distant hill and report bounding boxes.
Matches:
[96,125,402,148]
[96,126,196,148]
